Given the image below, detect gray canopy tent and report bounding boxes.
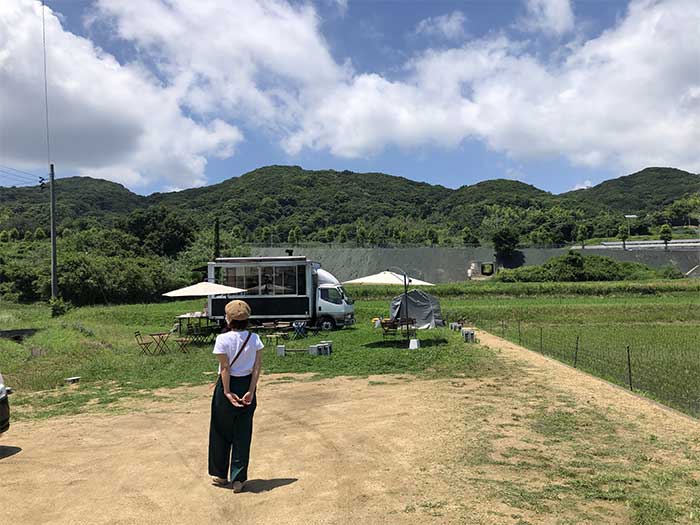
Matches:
[390,289,445,329]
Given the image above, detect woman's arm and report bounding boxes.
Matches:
[242,350,263,405]
[217,354,242,407]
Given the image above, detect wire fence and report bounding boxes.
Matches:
[464,318,700,418]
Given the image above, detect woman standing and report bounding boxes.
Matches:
[209,300,264,492]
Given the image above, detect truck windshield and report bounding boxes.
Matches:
[339,286,354,304]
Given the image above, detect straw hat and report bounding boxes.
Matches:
[225,300,251,321]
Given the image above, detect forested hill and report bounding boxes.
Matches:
[0,165,698,246]
[559,167,700,214]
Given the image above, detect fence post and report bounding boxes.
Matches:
[518,320,522,345]
[539,326,543,353]
[574,335,579,368]
[626,345,633,391]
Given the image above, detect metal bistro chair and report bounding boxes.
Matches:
[134,331,155,355]
[291,321,307,340]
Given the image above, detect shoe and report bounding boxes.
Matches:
[212,476,228,486]
[232,481,245,493]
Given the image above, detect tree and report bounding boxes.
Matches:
[617,224,629,250]
[461,226,480,246]
[34,227,47,240]
[492,225,519,260]
[8,228,20,241]
[23,230,33,241]
[120,207,194,257]
[287,226,302,245]
[576,224,591,249]
[0,231,8,243]
[659,224,673,251]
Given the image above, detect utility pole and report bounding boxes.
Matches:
[214,218,220,259]
[49,163,57,299]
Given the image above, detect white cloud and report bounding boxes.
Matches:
[92,0,348,130]
[286,0,700,174]
[571,179,593,190]
[519,0,575,36]
[415,11,466,41]
[1,0,699,191]
[0,0,242,189]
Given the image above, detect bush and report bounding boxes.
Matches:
[494,252,671,283]
[50,297,70,317]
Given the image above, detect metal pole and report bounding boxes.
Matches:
[214,218,220,259]
[404,272,409,347]
[626,345,633,391]
[49,163,57,299]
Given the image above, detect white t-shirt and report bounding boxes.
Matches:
[213,330,265,377]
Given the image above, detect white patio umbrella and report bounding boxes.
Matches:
[343,271,434,286]
[163,282,245,298]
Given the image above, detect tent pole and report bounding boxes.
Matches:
[404,273,409,347]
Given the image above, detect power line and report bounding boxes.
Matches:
[40,1,58,301]
[0,168,38,185]
[41,1,51,166]
[0,164,38,178]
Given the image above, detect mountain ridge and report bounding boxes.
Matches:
[1,165,697,241]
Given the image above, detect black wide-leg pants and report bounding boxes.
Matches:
[208,374,256,482]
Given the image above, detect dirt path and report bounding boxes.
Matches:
[2,334,699,524]
[1,375,462,524]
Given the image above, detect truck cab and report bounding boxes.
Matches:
[316,269,355,330]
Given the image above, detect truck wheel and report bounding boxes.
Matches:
[318,317,336,331]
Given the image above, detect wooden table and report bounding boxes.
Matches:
[148,332,171,354]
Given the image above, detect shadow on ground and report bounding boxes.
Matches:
[243,478,298,493]
[363,338,449,349]
[0,446,22,460]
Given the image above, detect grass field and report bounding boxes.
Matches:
[439,293,700,417]
[0,299,499,419]
[2,280,698,419]
[2,284,699,524]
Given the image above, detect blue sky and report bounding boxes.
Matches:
[1,0,698,195]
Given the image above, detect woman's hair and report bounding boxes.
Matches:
[227,318,249,331]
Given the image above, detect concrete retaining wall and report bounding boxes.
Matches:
[251,246,700,283]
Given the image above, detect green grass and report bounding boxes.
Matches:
[0,299,500,419]
[450,383,700,524]
[450,292,700,418]
[2,280,699,420]
[345,279,700,300]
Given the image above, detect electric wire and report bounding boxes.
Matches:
[0,168,38,185]
[0,168,35,182]
[41,1,51,168]
[0,164,38,178]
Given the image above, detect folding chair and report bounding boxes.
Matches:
[174,337,191,353]
[291,321,307,340]
[135,331,155,355]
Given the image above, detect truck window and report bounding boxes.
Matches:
[320,287,343,305]
[260,266,274,295]
[274,266,297,295]
[297,266,306,295]
[339,286,354,305]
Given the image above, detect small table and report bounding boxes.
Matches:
[177,313,218,345]
[149,332,171,354]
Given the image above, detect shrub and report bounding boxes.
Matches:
[494,252,671,283]
[50,297,70,317]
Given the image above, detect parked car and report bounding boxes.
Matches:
[0,372,12,434]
